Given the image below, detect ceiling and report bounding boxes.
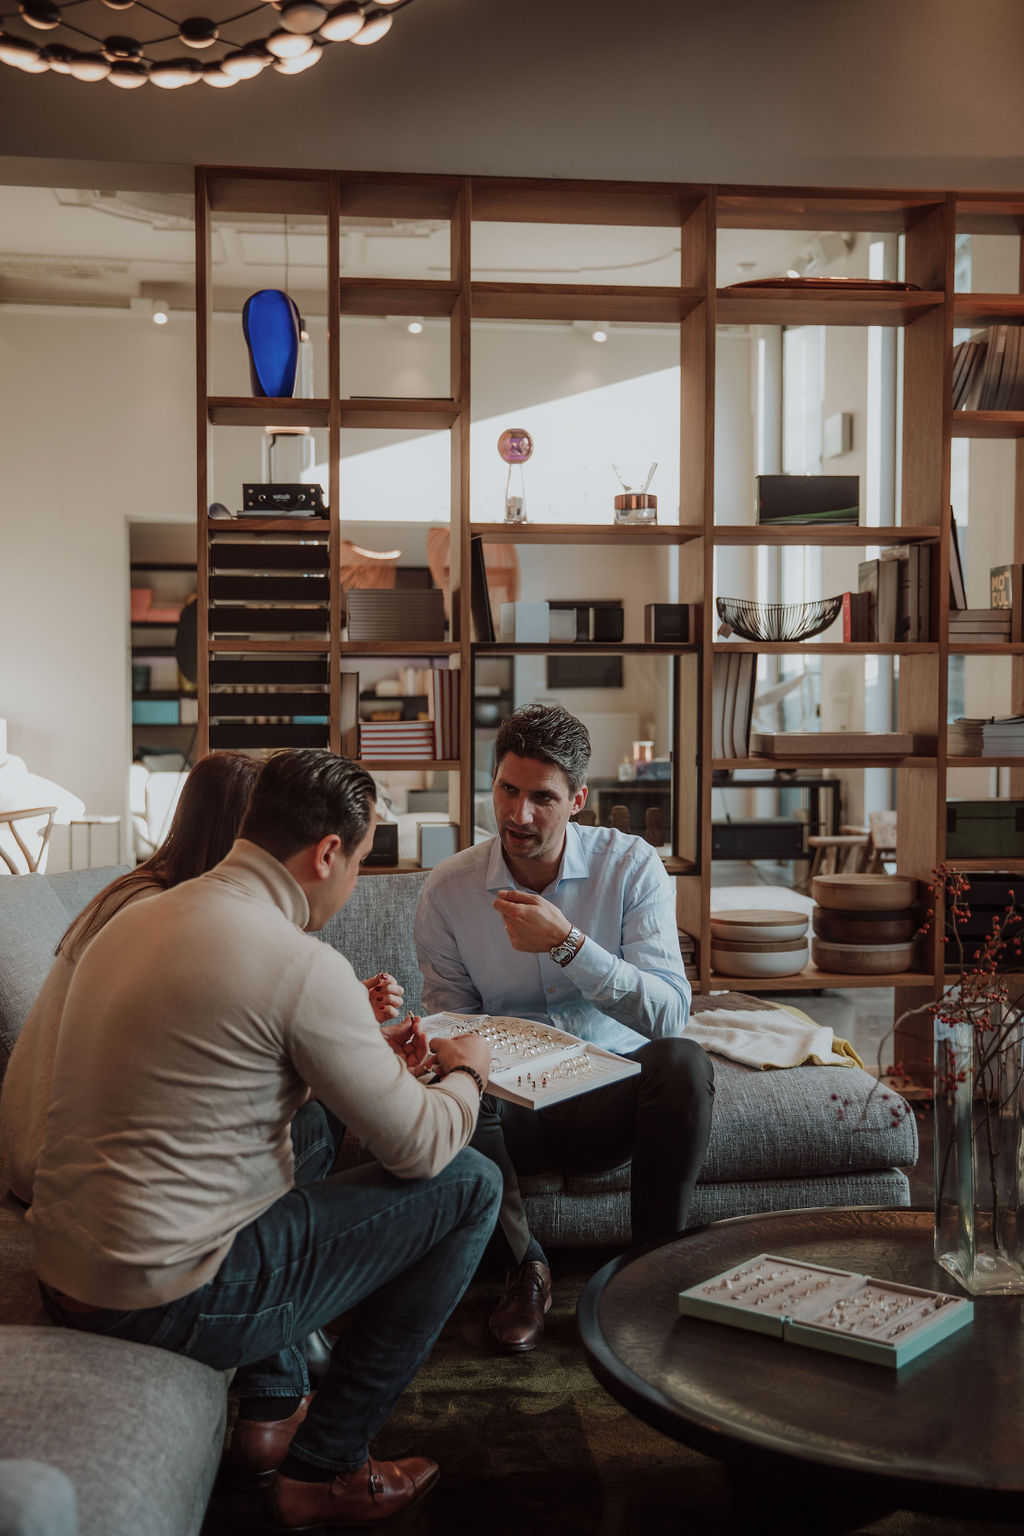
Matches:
[1,0,1024,195]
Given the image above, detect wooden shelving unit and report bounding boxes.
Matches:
[193,170,1024,1069]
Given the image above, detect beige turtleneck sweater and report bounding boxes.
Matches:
[28,840,479,1309]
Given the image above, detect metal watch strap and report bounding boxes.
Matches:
[551,924,583,967]
[446,1063,485,1096]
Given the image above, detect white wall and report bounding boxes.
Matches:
[0,309,196,865]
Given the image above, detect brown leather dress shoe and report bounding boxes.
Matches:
[487,1260,552,1352]
[267,1456,439,1529]
[222,1395,313,1489]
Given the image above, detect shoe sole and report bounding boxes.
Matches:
[263,1464,440,1531]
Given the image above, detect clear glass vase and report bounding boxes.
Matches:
[933,1009,1024,1295]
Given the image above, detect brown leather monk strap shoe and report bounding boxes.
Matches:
[266,1456,439,1529]
[222,1395,313,1489]
[487,1260,552,1352]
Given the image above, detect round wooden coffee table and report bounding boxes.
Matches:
[578,1208,1024,1530]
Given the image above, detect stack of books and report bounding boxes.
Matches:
[947,608,1011,643]
[947,717,1024,756]
[947,718,985,754]
[952,326,1024,412]
[857,546,931,642]
[359,720,436,760]
[711,652,757,760]
[430,669,459,759]
[981,717,1024,756]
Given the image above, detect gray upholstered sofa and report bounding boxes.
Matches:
[0,864,917,1536]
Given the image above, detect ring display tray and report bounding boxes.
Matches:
[420,1012,641,1109]
[678,1253,973,1369]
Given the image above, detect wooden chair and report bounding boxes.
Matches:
[806,823,870,880]
[0,806,57,875]
[864,810,898,874]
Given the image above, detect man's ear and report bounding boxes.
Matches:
[311,833,343,880]
[572,784,588,817]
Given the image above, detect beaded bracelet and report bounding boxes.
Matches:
[445,1064,486,1097]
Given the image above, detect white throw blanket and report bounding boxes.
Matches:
[687,1006,863,1071]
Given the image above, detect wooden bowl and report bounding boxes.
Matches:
[811,937,917,974]
[709,909,809,943]
[812,907,919,944]
[705,934,809,954]
[811,873,917,912]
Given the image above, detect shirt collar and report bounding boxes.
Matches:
[203,839,310,930]
[484,820,589,893]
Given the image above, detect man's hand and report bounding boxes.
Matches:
[381,1013,433,1076]
[364,971,405,1023]
[494,889,574,954]
[430,1032,492,1086]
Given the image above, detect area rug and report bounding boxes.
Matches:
[201,1228,1018,1536]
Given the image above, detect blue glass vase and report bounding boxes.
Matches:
[242,289,301,398]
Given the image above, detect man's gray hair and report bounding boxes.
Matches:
[492,704,591,795]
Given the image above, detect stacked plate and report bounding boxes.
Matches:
[810,874,919,975]
[709,909,809,978]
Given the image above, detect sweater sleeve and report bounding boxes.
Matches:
[285,947,480,1180]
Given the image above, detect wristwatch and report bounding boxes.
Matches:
[550,924,583,968]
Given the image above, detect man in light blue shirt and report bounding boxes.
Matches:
[415,704,715,1352]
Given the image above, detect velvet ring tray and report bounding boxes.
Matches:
[678,1253,973,1369]
[420,1012,640,1109]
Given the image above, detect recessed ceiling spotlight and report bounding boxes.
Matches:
[591,324,609,343]
[152,299,169,325]
[407,318,424,335]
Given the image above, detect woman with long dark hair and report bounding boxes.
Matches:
[1,751,262,1202]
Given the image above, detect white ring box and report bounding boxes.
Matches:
[421,1011,640,1109]
[678,1253,973,1368]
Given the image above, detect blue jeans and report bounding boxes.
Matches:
[43,1102,501,1476]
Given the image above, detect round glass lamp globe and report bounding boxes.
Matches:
[497,427,534,465]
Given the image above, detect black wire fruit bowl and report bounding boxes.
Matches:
[715,595,844,643]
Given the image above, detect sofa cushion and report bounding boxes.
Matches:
[0,1460,77,1536]
[318,869,428,1016]
[0,1329,226,1536]
[0,878,68,1076]
[45,867,131,922]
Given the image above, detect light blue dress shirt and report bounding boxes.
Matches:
[414,822,691,1055]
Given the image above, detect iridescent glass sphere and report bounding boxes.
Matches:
[497,427,533,465]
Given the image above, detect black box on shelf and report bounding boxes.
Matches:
[755,475,859,527]
[644,603,692,643]
[946,801,1024,858]
[711,819,806,860]
[362,823,399,866]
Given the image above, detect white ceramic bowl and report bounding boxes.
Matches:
[709,909,809,943]
[710,942,809,978]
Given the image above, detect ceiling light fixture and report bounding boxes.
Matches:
[406,317,423,335]
[152,299,169,324]
[0,0,415,84]
[591,324,609,343]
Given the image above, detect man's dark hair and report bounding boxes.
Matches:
[492,704,592,795]
[239,749,377,862]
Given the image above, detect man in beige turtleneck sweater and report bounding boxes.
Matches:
[28,749,499,1533]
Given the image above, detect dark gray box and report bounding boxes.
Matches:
[644,603,691,643]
